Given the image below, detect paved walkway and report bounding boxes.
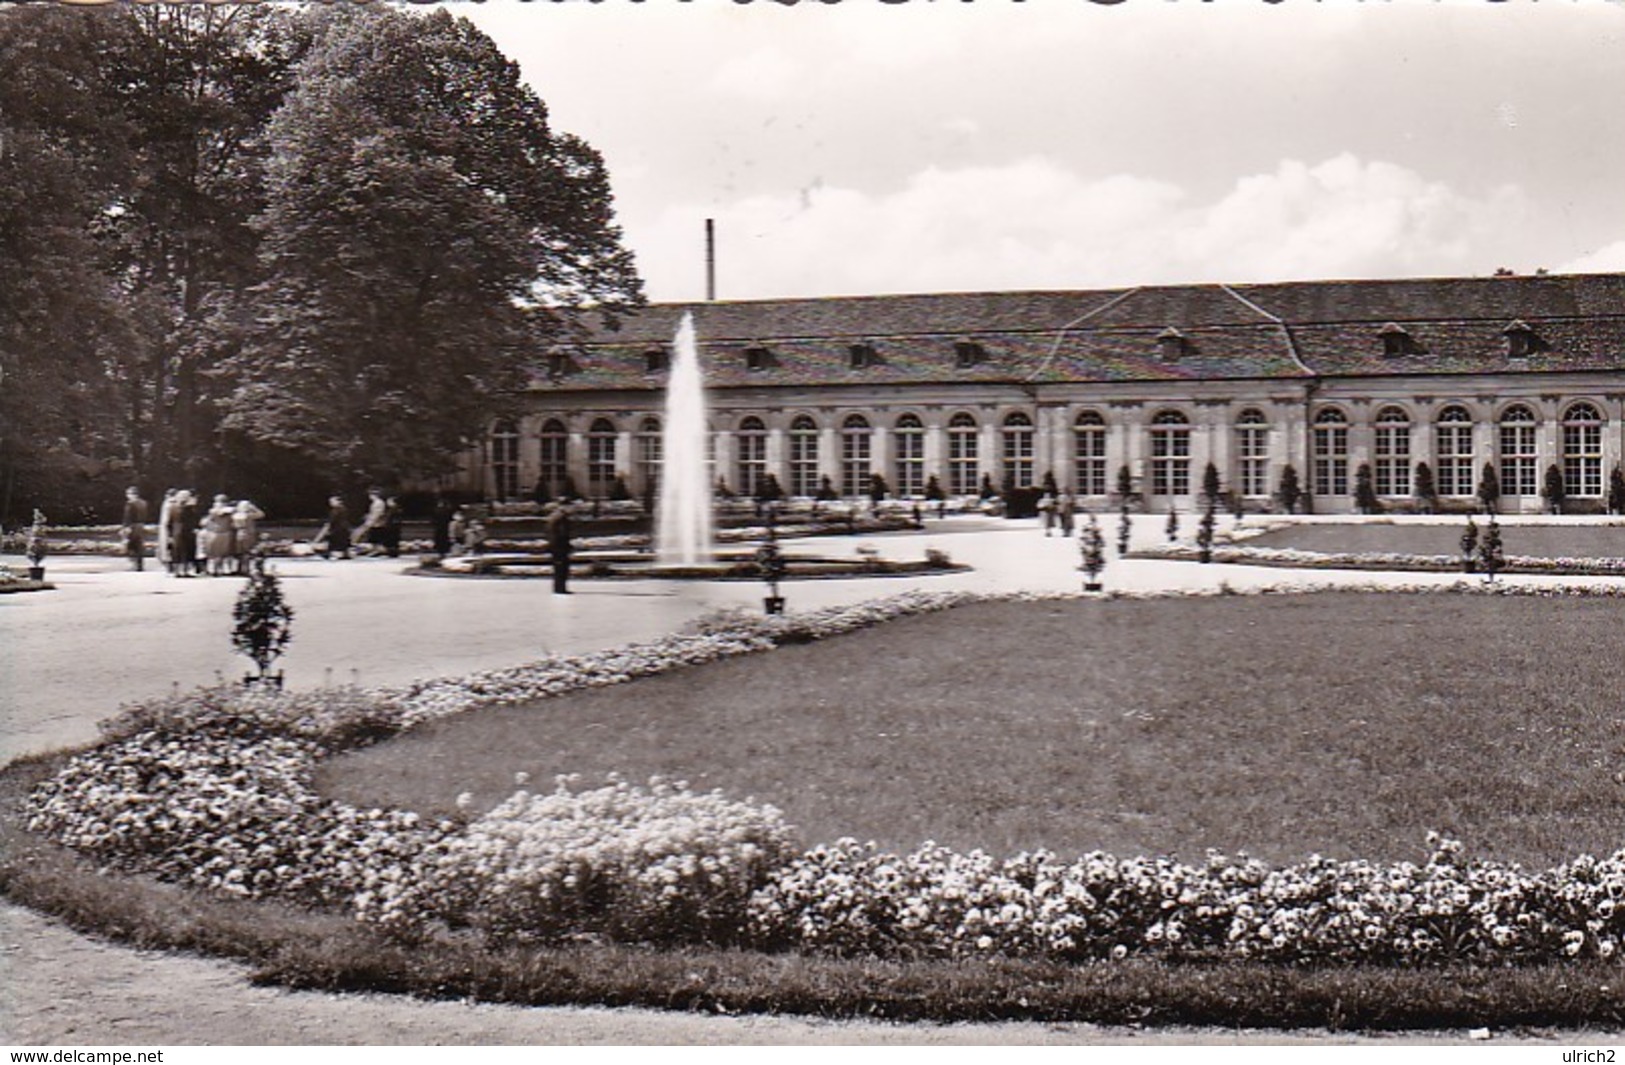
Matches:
[4,516,1623,1044]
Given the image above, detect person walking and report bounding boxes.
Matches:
[1038,492,1056,536]
[232,499,265,573]
[170,490,199,577]
[353,488,387,555]
[544,501,574,594]
[431,494,455,556]
[120,487,149,571]
[317,495,352,559]
[380,495,404,558]
[1058,492,1077,538]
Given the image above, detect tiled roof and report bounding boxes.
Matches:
[545,272,1625,392]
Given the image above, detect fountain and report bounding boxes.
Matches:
[425,311,959,584]
[655,312,715,565]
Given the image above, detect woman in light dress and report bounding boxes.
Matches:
[155,488,176,571]
[232,499,265,572]
[201,494,236,576]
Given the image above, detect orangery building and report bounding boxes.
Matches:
[458,272,1625,513]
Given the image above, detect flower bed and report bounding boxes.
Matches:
[1138,542,1625,577]
[0,563,51,593]
[21,584,1625,967]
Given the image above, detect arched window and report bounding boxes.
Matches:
[893,414,925,497]
[1149,410,1192,497]
[788,415,820,498]
[1073,411,1107,496]
[586,417,617,497]
[840,414,872,497]
[1234,409,1269,498]
[735,416,767,498]
[1373,406,1412,497]
[635,417,662,500]
[1002,411,1035,490]
[1312,408,1349,497]
[538,418,568,498]
[1435,405,1475,497]
[1563,402,1605,497]
[489,419,520,500]
[947,413,980,496]
[1498,406,1538,498]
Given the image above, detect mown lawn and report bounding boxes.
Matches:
[322,593,1625,867]
[1246,523,1625,560]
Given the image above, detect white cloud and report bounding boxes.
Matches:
[707,46,805,100]
[631,154,1531,301]
[1558,240,1625,275]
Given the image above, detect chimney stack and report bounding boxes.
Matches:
[705,218,716,302]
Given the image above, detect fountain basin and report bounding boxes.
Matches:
[416,550,965,581]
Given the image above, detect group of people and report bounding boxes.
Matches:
[131,487,266,576]
[315,489,404,559]
[1037,491,1079,537]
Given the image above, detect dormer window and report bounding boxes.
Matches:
[1379,323,1413,359]
[644,347,669,373]
[1157,327,1187,361]
[546,351,575,379]
[1503,320,1542,359]
[744,345,772,371]
[954,340,984,369]
[848,342,878,369]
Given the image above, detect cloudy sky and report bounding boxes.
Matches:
[456,0,1625,304]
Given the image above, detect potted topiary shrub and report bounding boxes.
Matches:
[24,509,47,581]
[1277,465,1303,515]
[1080,513,1107,592]
[1459,514,1480,574]
[232,553,294,688]
[1478,512,1504,582]
[755,529,787,615]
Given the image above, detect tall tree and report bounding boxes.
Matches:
[100,4,313,486]
[0,6,134,520]
[213,7,642,487]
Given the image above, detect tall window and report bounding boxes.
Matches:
[1002,411,1035,489]
[539,419,568,497]
[735,416,767,497]
[788,415,820,497]
[947,413,979,496]
[1149,409,1192,497]
[1563,402,1604,497]
[1498,406,1538,498]
[893,414,925,497]
[1373,406,1412,497]
[1312,408,1349,497]
[1073,411,1107,496]
[1234,409,1269,497]
[636,417,662,499]
[489,419,520,500]
[586,417,617,497]
[840,414,872,497]
[1435,405,1475,497]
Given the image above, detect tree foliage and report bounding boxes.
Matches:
[211,7,641,487]
[0,4,640,517]
[0,6,138,518]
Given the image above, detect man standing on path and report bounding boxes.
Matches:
[544,501,573,594]
[121,486,149,571]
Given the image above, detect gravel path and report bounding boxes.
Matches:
[5,517,1624,1045]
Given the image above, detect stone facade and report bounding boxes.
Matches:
[457,273,1625,513]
